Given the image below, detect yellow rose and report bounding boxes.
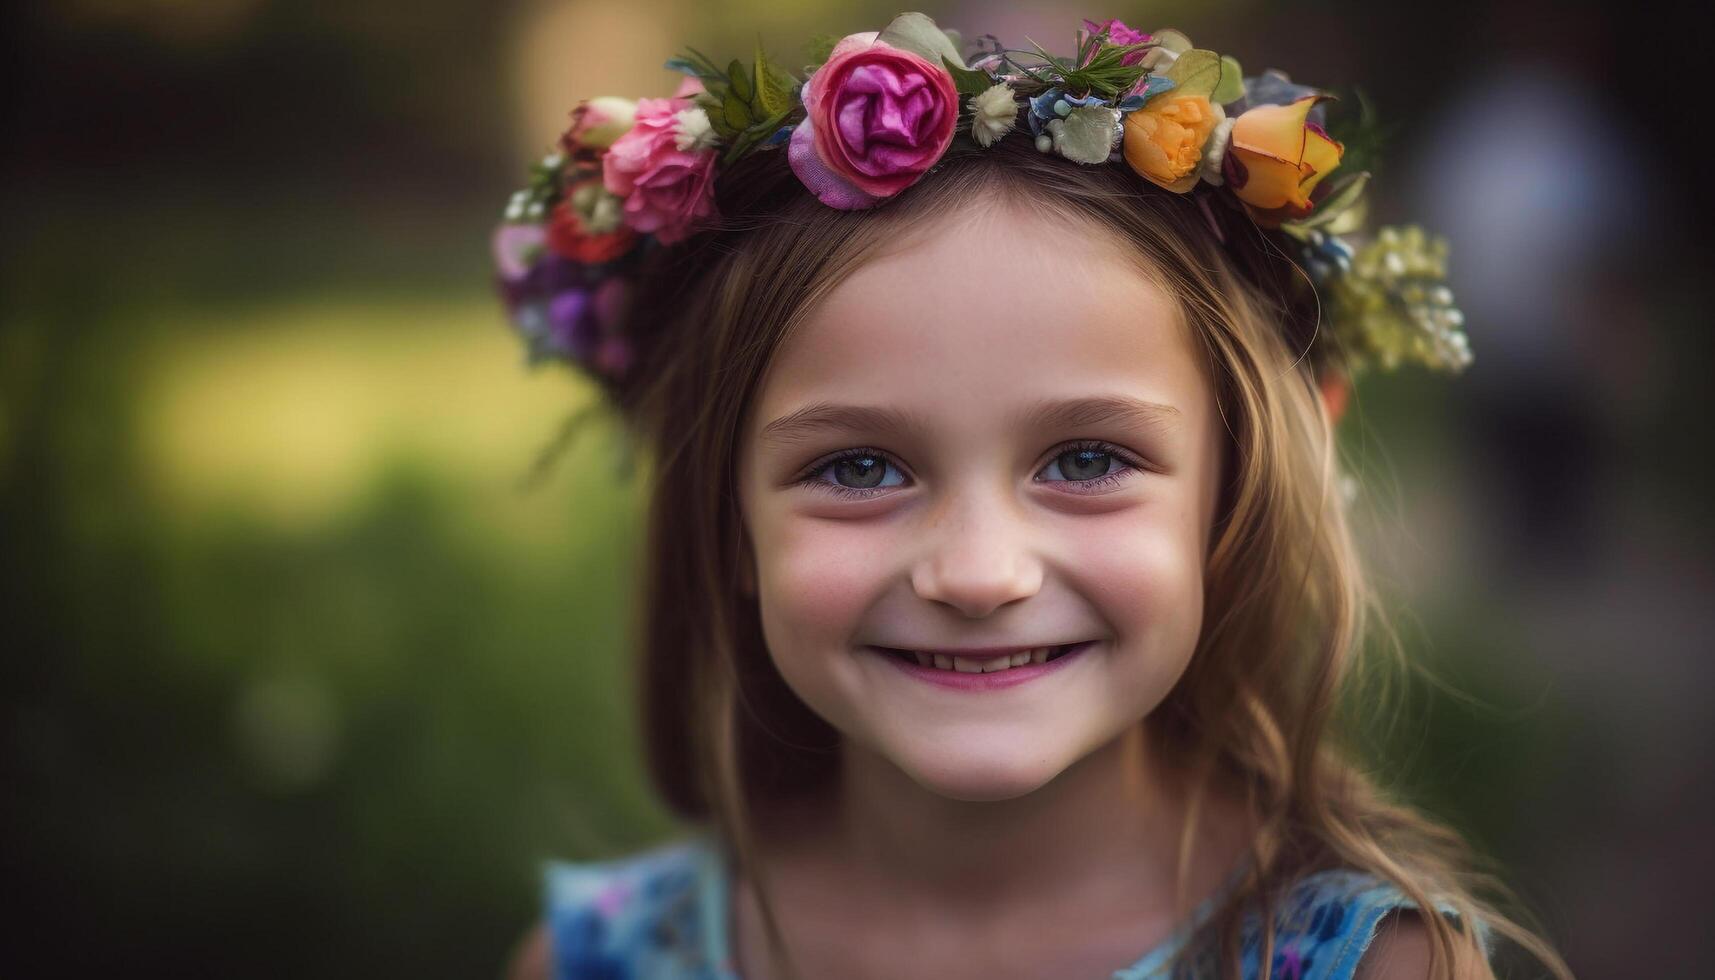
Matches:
[1225,95,1343,226]
[1122,95,1225,193]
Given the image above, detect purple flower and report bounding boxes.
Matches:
[501,253,633,378]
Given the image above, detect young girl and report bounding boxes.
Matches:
[493,14,1574,980]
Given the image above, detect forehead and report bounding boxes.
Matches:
[749,203,1208,434]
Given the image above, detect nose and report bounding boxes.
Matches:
[909,489,1044,618]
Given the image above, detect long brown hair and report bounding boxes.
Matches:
[598,132,1573,980]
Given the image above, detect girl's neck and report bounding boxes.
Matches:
[763,724,1251,927]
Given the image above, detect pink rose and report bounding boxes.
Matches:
[601,78,718,244]
[1081,19,1152,66]
[789,31,958,209]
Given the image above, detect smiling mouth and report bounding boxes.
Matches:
[874,643,1086,673]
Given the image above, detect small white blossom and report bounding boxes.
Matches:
[968,82,1019,148]
[673,106,718,153]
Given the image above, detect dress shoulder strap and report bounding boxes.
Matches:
[1266,868,1497,980]
[542,833,730,980]
[1142,868,1497,980]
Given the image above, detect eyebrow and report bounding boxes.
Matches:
[758,394,1182,450]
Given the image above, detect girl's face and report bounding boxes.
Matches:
[736,202,1226,802]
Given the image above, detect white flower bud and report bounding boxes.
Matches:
[968,83,1018,148]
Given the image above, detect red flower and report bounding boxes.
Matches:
[546,194,637,264]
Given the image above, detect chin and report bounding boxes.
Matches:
[894,749,1068,803]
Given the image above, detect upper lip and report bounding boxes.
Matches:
[874,641,1090,660]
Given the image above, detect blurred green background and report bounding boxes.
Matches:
[2,0,1707,977]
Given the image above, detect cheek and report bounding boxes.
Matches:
[1071,499,1206,620]
[755,516,885,655]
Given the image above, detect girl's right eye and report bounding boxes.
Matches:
[794,449,907,500]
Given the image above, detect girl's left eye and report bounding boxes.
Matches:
[792,440,1146,501]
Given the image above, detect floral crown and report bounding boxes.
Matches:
[492,12,1470,423]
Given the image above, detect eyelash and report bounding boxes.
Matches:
[792,440,1148,501]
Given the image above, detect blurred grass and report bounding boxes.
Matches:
[1,233,679,973]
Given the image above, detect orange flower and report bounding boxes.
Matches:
[1121,95,1225,193]
[1224,95,1343,226]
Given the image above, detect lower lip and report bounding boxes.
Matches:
[870,642,1096,691]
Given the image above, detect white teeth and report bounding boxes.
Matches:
[907,647,1063,672]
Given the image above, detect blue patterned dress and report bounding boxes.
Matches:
[544,832,1494,979]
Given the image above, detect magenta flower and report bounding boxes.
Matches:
[789,31,958,209]
[1081,18,1152,66]
[601,78,718,244]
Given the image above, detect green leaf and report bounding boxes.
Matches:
[1316,171,1370,219]
[1031,31,1148,99]
[727,60,752,103]
[753,40,776,111]
[721,93,753,132]
[805,33,838,67]
[721,106,793,166]
[877,11,967,68]
[1325,87,1394,177]
[943,56,994,97]
[683,47,728,81]
[1162,49,1222,101]
[1322,196,1370,237]
[1075,28,1098,69]
[1212,55,1245,105]
[704,98,740,139]
[1283,172,1372,234]
[753,40,797,117]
